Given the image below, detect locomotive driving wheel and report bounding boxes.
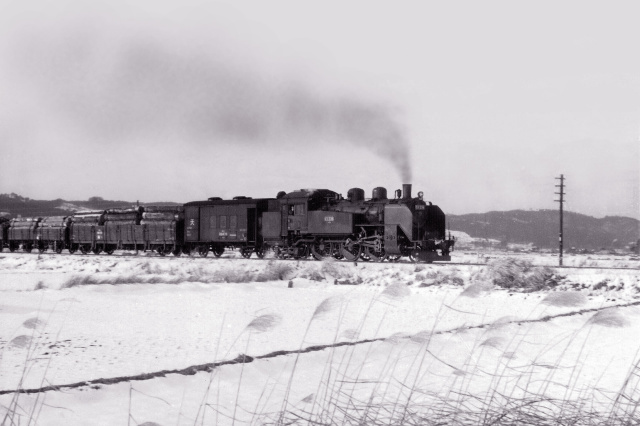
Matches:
[365,247,387,262]
[311,239,329,260]
[340,237,361,261]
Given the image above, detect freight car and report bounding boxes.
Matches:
[183,197,275,258]
[0,183,454,262]
[0,217,9,250]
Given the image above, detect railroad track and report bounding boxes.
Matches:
[0,251,638,271]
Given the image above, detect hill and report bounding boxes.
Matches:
[1,194,637,251]
[448,209,639,250]
[0,193,179,218]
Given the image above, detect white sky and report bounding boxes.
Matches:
[0,0,638,218]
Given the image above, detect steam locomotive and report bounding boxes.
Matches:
[0,184,454,262]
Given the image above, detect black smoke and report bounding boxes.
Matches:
[15,35,412,181]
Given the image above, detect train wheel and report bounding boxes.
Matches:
[80,245,89,255]
[293,244,309,260]
[183,245,192,256]
[366,247,387,262]
[198,245,209,258]
[156,246,166,257]
[55,241,64,254]
[311,240,329,261]
[340,238,361,261]
[68,244,78,254]
[38,244,46,254]
[172,247,182,257]
[241,247,253,259]
[255,245,266,258]
[9,242,16,252]
[92,246,103,255]
[212,245,224,258]
[25,243,33,253]
[105,245,115,255]
[274,247,285,259]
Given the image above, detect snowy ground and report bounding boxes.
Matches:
[1,250,639,425]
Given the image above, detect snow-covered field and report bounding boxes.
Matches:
[1,250,639,425]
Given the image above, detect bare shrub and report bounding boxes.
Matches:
[487,258,555,291]
[255,261,294,282]
[320,259,348,279]
[593,279,610,291]
[418,270,465,288]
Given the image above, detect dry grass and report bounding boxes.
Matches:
[61,261,295,288]
[541,291,588,307]
[487,258,556,291]
[589,309,629,328]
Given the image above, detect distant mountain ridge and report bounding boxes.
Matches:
[449,210,639,250]
[1,194,637,250]
[0,193,179,218]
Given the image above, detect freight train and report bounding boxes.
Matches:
[0,184,454,262]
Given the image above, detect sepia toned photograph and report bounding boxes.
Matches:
[1,1,639,425]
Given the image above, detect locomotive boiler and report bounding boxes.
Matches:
[260,183,453,262]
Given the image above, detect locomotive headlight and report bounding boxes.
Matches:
[418,191,424,200]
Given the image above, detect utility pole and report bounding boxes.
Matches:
[555,175,566,266]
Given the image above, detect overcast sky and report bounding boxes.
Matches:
[0,0,638,219]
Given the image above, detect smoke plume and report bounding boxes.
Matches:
[13,35,412,182]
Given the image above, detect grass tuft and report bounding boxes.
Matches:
[312,296,341,319]
[589,309,629,328]
[246,314,282,333]
[22,317,45,330]
[541,291,587,307]
[487,258,556,291]
[9,335,33,348]
[382,283,411,299]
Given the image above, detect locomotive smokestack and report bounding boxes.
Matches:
[402,184,412,199]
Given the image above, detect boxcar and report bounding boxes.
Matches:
[184,197,275,258]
